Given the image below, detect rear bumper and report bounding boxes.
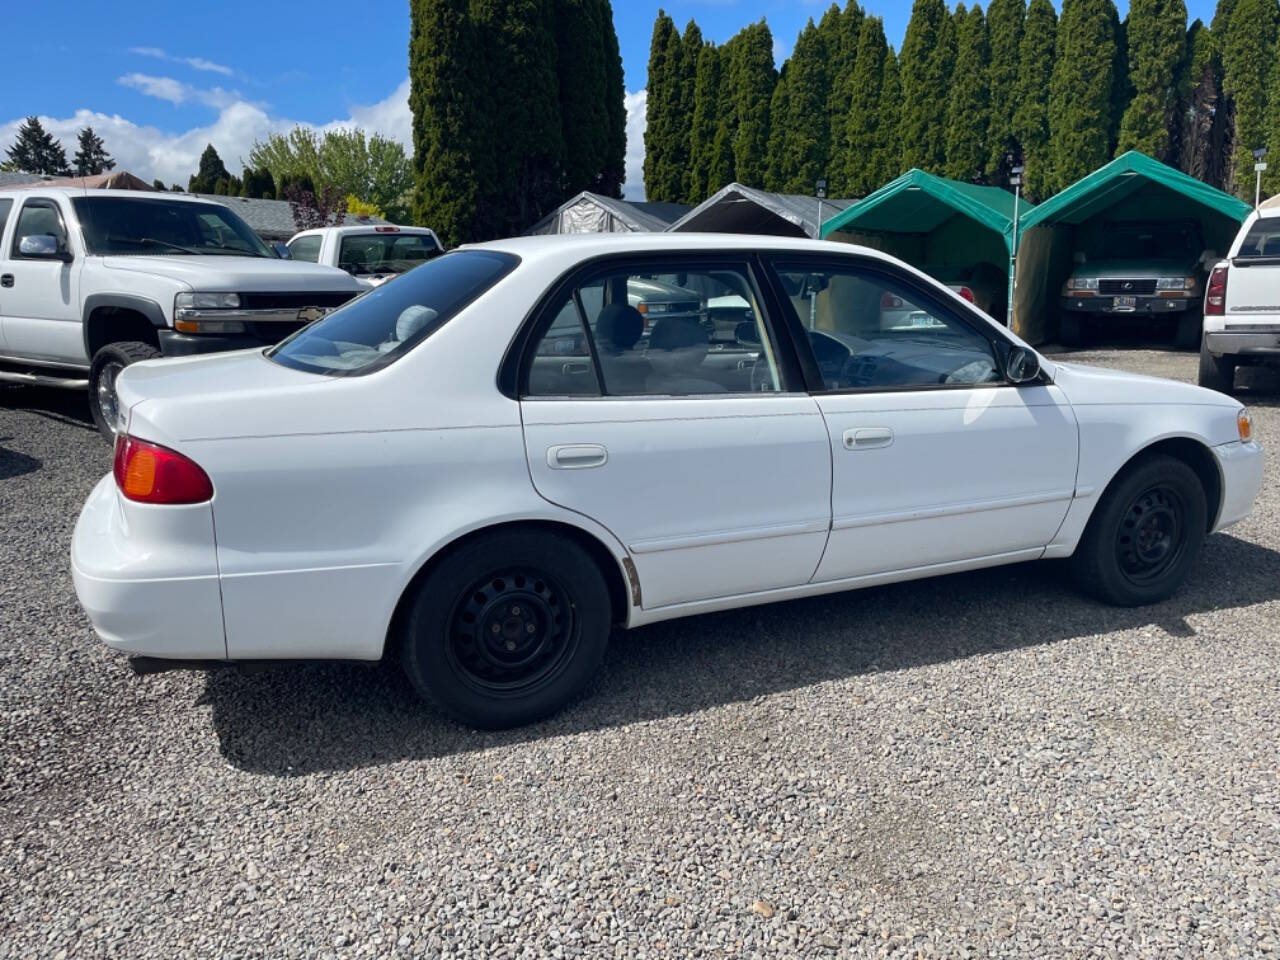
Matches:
[1060,296,1191,316]
[1212,440,1265,532]
[1204,331,1280,358]
[71,474,228,659]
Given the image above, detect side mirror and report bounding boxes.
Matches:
[1006,345,1041,384]
[1072,251,1087,266]
[19,234,72,262]
[272,241,291,259]
[734,319,761,345]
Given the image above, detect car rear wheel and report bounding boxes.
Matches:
[1070,454,1207,606]
[1198,336,1236,394]
[400,529,612,728]
[89,341,160,442]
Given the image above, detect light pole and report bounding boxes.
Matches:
[815,178,827,240]
[1007,165,1024,328]
[1254,147,1268,209]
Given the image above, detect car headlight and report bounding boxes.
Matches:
[175,292,241,310]
[1156,277,1196,291]
[1067,277,1099,291]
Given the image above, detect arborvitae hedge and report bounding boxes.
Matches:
[1117,0,1188,161]
[945,4,991,182]
[899,0,956,173]
[1047,0,1119,194]
[986,0,1026,179]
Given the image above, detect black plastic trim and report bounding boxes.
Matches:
[158,329,265,356]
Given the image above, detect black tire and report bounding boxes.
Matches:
[1198,336,1236,394]
[1070,454,1208,606]
[89,340,160,441]
[1058,312,1083,347]
[400,529,612,728]
[1174,311,1203,350]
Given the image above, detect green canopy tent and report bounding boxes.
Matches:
[1014,151,1251,343]
[820,168,1032,326]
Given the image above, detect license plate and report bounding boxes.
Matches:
[1113,295,1136,308]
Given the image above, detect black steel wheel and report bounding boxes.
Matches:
[1071,454,1207,606]
[401,529,612,728]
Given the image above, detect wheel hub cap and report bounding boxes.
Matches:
[97,361,124,434]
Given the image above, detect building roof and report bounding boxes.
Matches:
[525,191,691,234]
[667,183,853,239]
[1018,151,1250,231]
[0,171,57,188]
[196,193,387,240]
[822,169,1033,249]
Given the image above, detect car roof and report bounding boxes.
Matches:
[290,224,439,238]
[0,187,220,204]
[469,232,898,267]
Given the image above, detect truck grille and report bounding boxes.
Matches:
[1098,279,1157,295]
[239,291,356,310]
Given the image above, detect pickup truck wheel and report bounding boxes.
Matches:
[1070,454,1207,607]
[1175,311,1203,350]
[1197,336,1236,394]
[400,530,611,729]
[89,341,160,441]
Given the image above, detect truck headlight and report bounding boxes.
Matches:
[1067,277,1099,291]
[1156,277,1196,291]
[175,292,241,310]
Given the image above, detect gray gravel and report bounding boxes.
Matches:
[2,347,1279,958]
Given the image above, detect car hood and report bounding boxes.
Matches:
[1052,359,1239,411]
[1070,258,1196,279]
[102,255,362,292]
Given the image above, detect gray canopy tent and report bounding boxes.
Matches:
[667,183,853,239]
[526,191,689,235]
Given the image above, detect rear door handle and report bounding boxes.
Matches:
[842,427,893,451]
[0,274,12,288]
[547,443,608,469]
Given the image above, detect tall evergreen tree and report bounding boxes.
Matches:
[599,0,627,198]
[1014,0,1057,200]
[410,0,480,244]
[765,64,791,191]
[708,38,740,191]
[72,127,114,176]
[1176,20,1229,187]
[820,2,865,196]
[643,12,681,200]
[899,0,955,173]
[1222,0,1279,197]
[844,15,894,195]
[986,0,1026,179]
[188,144,231,194]
[1047,0,1119,193]
[3,117,70,175]
[728,21,776,187]
[556,0,611,197]
[471,0,565,237]
[1212,0,1240,184]
[675,20,704,202]
[1116,0,1188,161]
[241,166,276,200]
[880,46,903,182]
[945,4,991,182]
[776,19,832,192]
[687,43,723,200]
[1109,8,1131,154]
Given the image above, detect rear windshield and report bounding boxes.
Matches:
[72,196,273,258]
[1099,222,1199,260]
[338,232,442,275]
[1235,218,1280,258]
[268,249,519,376]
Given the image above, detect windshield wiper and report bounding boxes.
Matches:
[131,237,202,255]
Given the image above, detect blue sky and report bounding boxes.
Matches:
[0,1,1220,199]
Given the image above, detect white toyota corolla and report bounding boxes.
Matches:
[72,235,1264,728]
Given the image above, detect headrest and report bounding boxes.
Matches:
[595,302,644,351]
[648,316,706,351]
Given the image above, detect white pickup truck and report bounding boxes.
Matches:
[286,224,443,289]
[0,187,362,438]
[1201,204,1280,393]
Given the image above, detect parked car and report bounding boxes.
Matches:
[0,188,362,438]
[286,224,444,288]
[1059,219,1214,348]
[1199,206,1280,393]
[923,262,1008,323]
[72,235,1263,729]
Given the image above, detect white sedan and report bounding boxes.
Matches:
[72,235,1264,729]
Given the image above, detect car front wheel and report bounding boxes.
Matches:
[400,529,612,728]
[1070,454,1207,606]
[89,341,160,441]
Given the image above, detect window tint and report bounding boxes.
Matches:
[526,296,601,396]
[288,235,322,262]
[772,263,1001,391]
[1237,218,1280,258]
[12,200,67,256]
[269,249,518,375]
[71,196,272,257]
[525,263,782,397]
[0,199,12,245]
[338,232,442,276]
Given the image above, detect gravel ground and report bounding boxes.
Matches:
[2,347,1278,959]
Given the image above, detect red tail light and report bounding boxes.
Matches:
[113,435,214,504]
[880,292,904,309]
[1205,265,1228,316]
[955,286,975,303]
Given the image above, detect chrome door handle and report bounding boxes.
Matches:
[547,444,608,469]
[842,427,893,450]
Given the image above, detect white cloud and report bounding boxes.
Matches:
[342,78,411,146]
[129,46,234,76]
[623,88,646,201]
[118,73,245,110]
